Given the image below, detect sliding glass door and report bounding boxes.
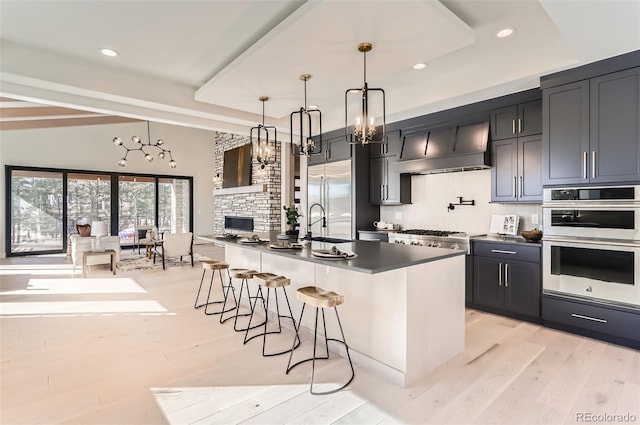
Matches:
[67,173,111,235]
[9,169,64,254]
[158,177,191,234]
[118,175,156,245]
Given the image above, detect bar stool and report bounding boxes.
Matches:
[194,260,237,321]
[286,286,355,395]
[228,269,265,333]
[243,273,301,356]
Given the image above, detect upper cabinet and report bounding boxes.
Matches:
[369,130,411,205]
[308,135,352,166]
[491,100,542,141]
[491,100,543,203]
[542,65,640,185]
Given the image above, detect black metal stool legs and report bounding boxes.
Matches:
[194,266,237,317]
[232,277,266,333]
[243,287,301,356]
[285,304,355,395]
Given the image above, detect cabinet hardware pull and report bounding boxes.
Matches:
[385,184,389,200]
[380,185,384,201]
[512,176,517,197]
[491,249,517,255]
[571,313,607,323]
[512,119,516,134]
[518,118,522,133]
[498,262,503,286]
[583,152,588,179]
[504,263,509,287]
[519,176,523,198]
[592,150,596,178]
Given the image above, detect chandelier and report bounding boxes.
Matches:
[251,96,276,169]
[113,121,176,168]
[345,42,386,145]
[290,74,322,157]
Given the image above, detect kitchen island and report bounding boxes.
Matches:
[200,236,466,387]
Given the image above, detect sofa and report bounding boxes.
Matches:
[70,234,121,272]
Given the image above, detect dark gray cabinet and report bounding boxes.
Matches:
[543,67,640,185]
[369,131,411,205]
[491,100,542,141]
[370,129,402,158]
[491,134,542,202]
[473,241,541,320]
[308,135,352,166]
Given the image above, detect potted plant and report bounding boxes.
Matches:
[283,204,302,240]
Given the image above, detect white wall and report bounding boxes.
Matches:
[380,169,542,235]
[0,121,215,257]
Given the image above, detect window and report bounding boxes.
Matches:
[5,166,193,256]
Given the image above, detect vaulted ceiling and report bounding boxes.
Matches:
[1,0,638,135]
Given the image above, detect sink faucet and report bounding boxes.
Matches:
[305,202,327,240]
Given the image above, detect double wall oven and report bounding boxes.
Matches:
[542,186,640,307]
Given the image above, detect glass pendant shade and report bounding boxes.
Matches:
[345,42,386,145]
[112,121,176,168]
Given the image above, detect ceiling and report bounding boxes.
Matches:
[0,0,638,135]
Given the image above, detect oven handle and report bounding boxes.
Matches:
[571,313,607,323]
[542,237,640,248]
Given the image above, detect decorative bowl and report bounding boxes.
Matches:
[520,229,543,243]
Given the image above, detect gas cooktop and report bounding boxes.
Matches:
[397,229,466,237]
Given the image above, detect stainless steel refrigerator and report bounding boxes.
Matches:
[308,159,352,240]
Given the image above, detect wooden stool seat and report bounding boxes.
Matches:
[296,286,344,308]
[254,273,291,288]
[202,260,229,270]
[232,269,258,279]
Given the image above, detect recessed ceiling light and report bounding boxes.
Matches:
[413,63,427,70]
[100,48,119,57]
[496,27,516,38]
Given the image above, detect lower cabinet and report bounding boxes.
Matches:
[543,294,640,349]
[472,241,541,321]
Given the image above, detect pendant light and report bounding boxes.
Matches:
[112,121,176,168]
[345,42,386,145]
[251,96,276,169]
[290,74,322,157]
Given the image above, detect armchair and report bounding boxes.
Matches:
[70,234,121,272]
[155,232,193,270]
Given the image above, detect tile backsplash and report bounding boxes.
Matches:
[380,169,542,235]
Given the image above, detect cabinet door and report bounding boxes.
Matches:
[518,100,542,137]
[491,138,517,202]
[517,135,543,202]
[473,256,504,309]
[590,67,640,183]
[327,137,352,163]
[542,80,590,185]
[371,130,402,158]
[504,259,540,318]
[369,157,384,205]
[491,105,518,141]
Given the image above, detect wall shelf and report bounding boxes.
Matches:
[214,184,267,197]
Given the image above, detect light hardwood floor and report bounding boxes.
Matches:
[1,243,638,425]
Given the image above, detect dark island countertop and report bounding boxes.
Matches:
[199,235,465,274]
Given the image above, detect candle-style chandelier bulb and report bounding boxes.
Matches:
[345,42,386,145]
[290,74,322,157]
[251,96,276,168]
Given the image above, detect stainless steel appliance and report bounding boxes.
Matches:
[388,229,471,252]
[308,160,352,240]
[542,185,640,307]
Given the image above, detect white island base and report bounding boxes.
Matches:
[225,244,465,387]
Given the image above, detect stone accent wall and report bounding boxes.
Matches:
[213,132,281,234]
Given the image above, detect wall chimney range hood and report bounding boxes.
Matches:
[395,120,491,174]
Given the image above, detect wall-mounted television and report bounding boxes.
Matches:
[223,144,252,188]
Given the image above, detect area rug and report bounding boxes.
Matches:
[117,253,211,272]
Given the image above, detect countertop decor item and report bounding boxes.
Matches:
[252,96,276,169]
[113,121,176,168]
[520,229,543,242]
[345,42,386,146]
[290,74,323,157]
